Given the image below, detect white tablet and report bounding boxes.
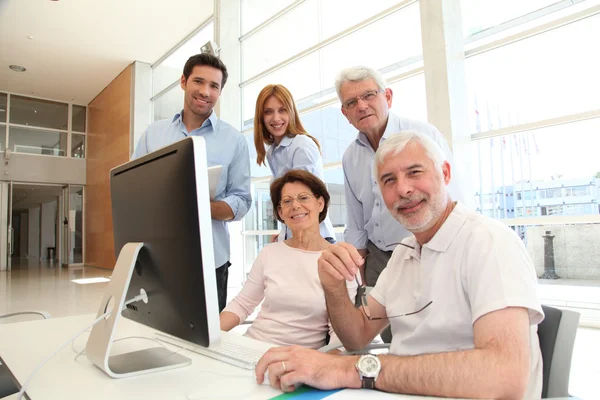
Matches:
[207,165,222,200]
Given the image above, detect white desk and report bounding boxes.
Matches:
[0,314,462,399]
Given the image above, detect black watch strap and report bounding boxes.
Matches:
[362,377,375,389]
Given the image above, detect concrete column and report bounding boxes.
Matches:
[419,0,472,206]
[130,61,152,157]
[215,0,245,290]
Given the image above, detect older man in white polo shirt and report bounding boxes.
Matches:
[255,131,544,400]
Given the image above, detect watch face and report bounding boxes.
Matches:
[358,355,380,378]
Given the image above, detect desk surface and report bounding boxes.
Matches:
[0,315,473,400]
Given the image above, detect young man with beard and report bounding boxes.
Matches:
[132,53,251,312]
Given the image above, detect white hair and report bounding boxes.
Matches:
[334,66,387,101]
[374,131,447,180]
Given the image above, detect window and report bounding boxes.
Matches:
[0,93,7,123]
[10,96,68,130]
[466,13,600,133]
[472,117,600,220]
[153,84,183,122]
[72,134,85,158]
[72,105,86,133]
[241,0,296,35]
[152,21,214,97]
[461,0,559,37]
[8,126,67,157]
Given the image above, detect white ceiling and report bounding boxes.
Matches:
[12,184,63,211]
[0,0,214,105]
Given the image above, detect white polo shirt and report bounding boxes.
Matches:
[370,202,544,399]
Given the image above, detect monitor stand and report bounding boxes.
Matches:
[85,242,191,378]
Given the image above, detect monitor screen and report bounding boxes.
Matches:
[110,137,220,348]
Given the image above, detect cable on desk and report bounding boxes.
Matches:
[17,293,147,400]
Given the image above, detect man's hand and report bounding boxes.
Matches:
[255,346,360,392]
[210,200,234,221]
[318,242,364,290]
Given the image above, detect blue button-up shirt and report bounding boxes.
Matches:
[342,111,465,251]
[132,110,252,267]
[267,134,336,240]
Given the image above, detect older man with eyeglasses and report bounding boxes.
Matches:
[336,66,465,344]
[255,131,543,400]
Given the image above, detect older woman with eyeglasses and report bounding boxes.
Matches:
[220,170,357,349]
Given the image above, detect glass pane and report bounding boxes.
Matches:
[388,73,428,123]
[153,84,183,122]
[8,126,67,157]
[466,14,600,133]
[72,133,85,158]
[461,0,559,37]
[72,105,86,132]
[242,0,319,80]
[152,22,214,96]
[241,0,296,34]
[299,103,357,165]
[10,95,68,130]
[319,3,422,88]
[244,180,279,232]
[472,118,600,220]
[242,52,320,124]
[245,133,272,178]
[320,0,405,39]
[69,186,84,263]
[511,223,600,281]
[244,234,274,271]
[0,123,4,151]
[0,93,6,123]
[323,167,346,230]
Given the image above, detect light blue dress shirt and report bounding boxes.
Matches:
[342,111,465,251]
[266,134,336,240]
[132,110,252,268]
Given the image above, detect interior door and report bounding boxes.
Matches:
[61,185,70,268]
[7,181,12,271]
[0,181,12,271]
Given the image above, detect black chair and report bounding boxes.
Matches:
[537,304,580,398]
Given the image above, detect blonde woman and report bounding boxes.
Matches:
[254,84,335,242]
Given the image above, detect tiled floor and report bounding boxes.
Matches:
[1,258,599,399]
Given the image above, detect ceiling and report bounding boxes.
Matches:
[11,184,63,211]
[0,0,213,105]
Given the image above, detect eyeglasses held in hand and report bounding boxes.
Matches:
[278,192,315,209]
[356,242,431,320]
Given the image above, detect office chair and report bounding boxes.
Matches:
[0,310,52,323]
[537,304,580,399]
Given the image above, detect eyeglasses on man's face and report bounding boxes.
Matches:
[278,192,315,209]
[342,89,384,110]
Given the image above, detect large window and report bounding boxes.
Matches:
[467,1,600,290]
[240,1,424,271]
[238,0,600,289]
[151,20,214,121]
[0,92,86,158]
[466,12,600,132]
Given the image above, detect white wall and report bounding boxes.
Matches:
[28,206,40,258]
[0,153,86,185]
[41,201,56,260]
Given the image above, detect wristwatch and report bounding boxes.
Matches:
[355,354,381,389]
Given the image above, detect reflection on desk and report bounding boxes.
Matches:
[0,314,510,400]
